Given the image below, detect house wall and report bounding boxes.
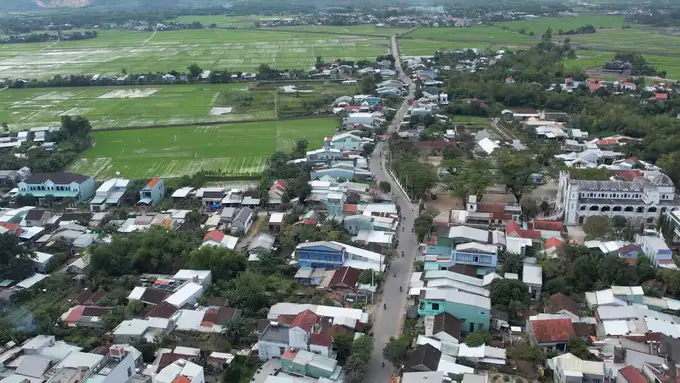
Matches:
[141,181,165,206]
[280,358,306,376]
[297,247,345,268]
[288,327,308,350]
[101,351,136,383]
[19,177,95,202]
[258,340,287,361]
[332,137,363,151]
[310,169,354,181]
[417,300,489,332]
[309,343,331,357]
[344,217,373,235]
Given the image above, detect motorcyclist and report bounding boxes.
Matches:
[399,286,403,292]
[383,303,387,309]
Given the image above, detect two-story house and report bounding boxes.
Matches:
[138,177,165,207]
[306,148,343,163]
[18,172,95,203]
[422,242,498,275]
[258,309,335,361]
[90,178,130,212]
[296,241,346,268]
[417,289,491,333]
[280,348,342,381]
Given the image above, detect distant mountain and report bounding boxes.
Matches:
[0,0,229,12]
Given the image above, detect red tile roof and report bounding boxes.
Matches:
[619,366,647,383]
[598,139,618,146]
[329,266,360,290]
[310,332,333,347]
[624,332,662,344]
[0,222,21,236]
[531,318,575,343]
[590,83,603,92]
[532,220,565,232]
[173,376,191,383]
[478,204,505,214]
[146,177,162,188]
[282,348,298,360]
[145,302,178,319]
[505,221,541,240]
[547,293,580,316]
[203,230,224,243]
[545,237,563,250]
[613,170,643,181]
[343,204,358,213]
[618,244,642,256]
[655,93,669,100]
[291,310,319,332]
[344,106,361,111]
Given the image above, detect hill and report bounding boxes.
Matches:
[0,0,229,12]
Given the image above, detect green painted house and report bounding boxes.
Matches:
[418,289,491,333]
[280,348,342,381]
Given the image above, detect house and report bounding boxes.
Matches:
[343,112,379,127]
[424,312,462,344]
[546,293,581,318]
[90,178,129,212]
[523,262,543,300]
[636,232,674,268]
[258,309,338,361]
[32,251,53,273]
[24,209,51,227]
[196,188,226,210]
[112,317,173,344]
[60,305,113,328]
[155,358,204,383]
[527,317,575,353]
[618,365,647,383]
[248,233,276,261]
[296,241,346,268]
[306,147,343,163]
[18,172,95,203]
[269,212,285,234]
[330,133,364,151]
[161,74,176,81]
[327,266,361,291]
[230,207,254,235]
[417,289,491,333]
[403,343,442,373]
[0,170,19,185]
[477,137,499,155]
[618,244,643,265]
[295,267,328,286]
[201,230,238,250]
[172,269,212,287]
[73,289,108,305]
[550,353,603,383]
[269,180,287,205]
[280,348,342,381]
[138,177,165,207]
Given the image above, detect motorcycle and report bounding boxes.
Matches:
[383,303,387,310]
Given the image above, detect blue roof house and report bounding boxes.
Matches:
[296,241,346,268]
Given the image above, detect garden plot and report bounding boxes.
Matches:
[70,118,337,180]
[97,88,158,99]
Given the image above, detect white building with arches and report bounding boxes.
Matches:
[557,170,678,225]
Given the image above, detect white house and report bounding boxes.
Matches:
[330,133,364,151]
[556,170,677,225]
[89,178,129,212]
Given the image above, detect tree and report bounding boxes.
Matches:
[465,331,492,347]
[489,279,531,309]
[442,145,463,160]
[335,332,354,364]
[568,337,596,360]
[292,138,309,159]
[345,335,374,383]
[445,159,493,203]
[414,213,434,241]
[658,152,680,186]
[382,335,410,367]
[492,149,540,203]
[362,143,375,156]
[583,216,612,239]
[599,255,635,286]
[358,269,383,285]
[285,174,312,202]
[379,181,391,193]
[187,63,202,78]
[0,233,35,281]
[186,245,246,281]
[498,250,524,274]
[222,316,249,345]
[612,215,627,231]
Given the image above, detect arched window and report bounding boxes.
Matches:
[613,206,622,212]
[648,207,657,213]
[601,206,611,212]
[636,207,644,213]
[580,206,586,211]
[589,206,599,211]
[624,206,634,212]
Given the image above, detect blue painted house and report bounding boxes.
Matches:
[138,177,165,206]
[422,242,498,275]
[296,241,346,268]
[18,172,95,203]
[417,289,491,333]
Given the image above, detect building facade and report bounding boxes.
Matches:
[296,242,346,268]
[18,172,95,203]
[417,290,490,333]
[557,170,678,225]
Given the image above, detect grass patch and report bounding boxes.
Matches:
[0,29,389,78]
[453,115,490,123]
[497,15,628,35]
[407,26,537,44]
[69,118,338,180]
[264,25,409,36]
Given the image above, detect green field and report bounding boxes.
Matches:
[0,84,279,131]
[172,14,295,27]
[406,26,537,44]
[0,29,389,79]
[566,29,680,55]
[497,15,628,35]
[69,118,338,179]
[265,25,409,36]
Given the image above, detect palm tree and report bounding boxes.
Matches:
[497,250,524,275]
[222,316,249,345]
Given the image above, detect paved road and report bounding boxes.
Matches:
[363,34,417,382]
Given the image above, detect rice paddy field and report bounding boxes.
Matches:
[406,26,538,44]
[0,29,389,79]
[497,15,628,35]
[397,38,516,56]
[264,25,409,36]
[0,83,281,131]
[69,118,338,179]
